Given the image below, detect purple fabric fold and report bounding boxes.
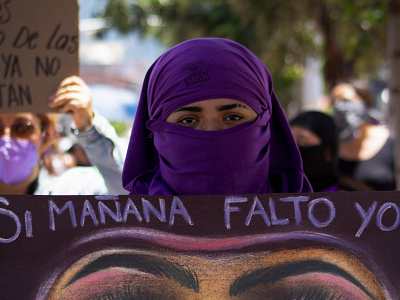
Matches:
[122,38,312,195]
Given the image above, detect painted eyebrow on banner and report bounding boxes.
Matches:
[229,259,373,298]
[66,253,199,292]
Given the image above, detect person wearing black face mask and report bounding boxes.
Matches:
[290,111,339,192]
[330,83,395,191]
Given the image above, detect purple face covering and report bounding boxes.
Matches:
[122,38,312,195]
[0,136,38,185]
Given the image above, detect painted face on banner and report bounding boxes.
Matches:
[43,229,389,300]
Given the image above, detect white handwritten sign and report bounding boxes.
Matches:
[2,194,400,244]
[0,0,79,113]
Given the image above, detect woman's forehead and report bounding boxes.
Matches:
[177,98,255,109]
[290,125,319,137]
[0,113,39,123]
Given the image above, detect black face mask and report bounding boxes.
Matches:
[332,100,368,141]
[298,145,337,191]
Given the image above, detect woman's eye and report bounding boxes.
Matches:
[225,115,243,121]
[178,117,197,124]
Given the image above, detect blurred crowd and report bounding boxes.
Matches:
[290,82,395,192]
[0,76,395,195]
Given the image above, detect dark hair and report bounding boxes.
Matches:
[354,86,374,108]
[37,114,51,131]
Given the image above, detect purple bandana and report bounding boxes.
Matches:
[122,38,312,195]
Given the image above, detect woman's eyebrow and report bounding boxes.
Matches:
[229,259,372,298]
[172,103,249,113]
[218,104,249,111]
[173,106,202,113]
[66,253,199,292]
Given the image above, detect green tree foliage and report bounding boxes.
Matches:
[103,0,388,93]
[308,0,387,87]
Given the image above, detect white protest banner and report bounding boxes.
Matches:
[0,0,79,113]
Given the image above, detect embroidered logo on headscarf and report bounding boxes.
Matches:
[184,71,209,86]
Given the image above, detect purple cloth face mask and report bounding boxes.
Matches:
[0,136,38,185]
[122,38,312,195]
[147,111,271,195]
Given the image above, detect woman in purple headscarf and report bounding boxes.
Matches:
[122,38,312,195]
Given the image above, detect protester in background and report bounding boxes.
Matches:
[41,132,77,176]
[331,83,395,191]
[66,143,92,167]
[42,134,91,177]
[0,76,126,195]
[122,38,312,195]
[290,111,339,192]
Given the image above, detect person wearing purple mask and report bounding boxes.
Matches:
[0,76,126,195]
[0,113,53,194]
[122,38,312,195]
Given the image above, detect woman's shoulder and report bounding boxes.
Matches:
[368,124,390,139]
[339,125,390,161]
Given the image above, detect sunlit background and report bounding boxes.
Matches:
[78,0,393,140]
[79,0,165,145]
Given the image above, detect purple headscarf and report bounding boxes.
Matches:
[122,38,312,195]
